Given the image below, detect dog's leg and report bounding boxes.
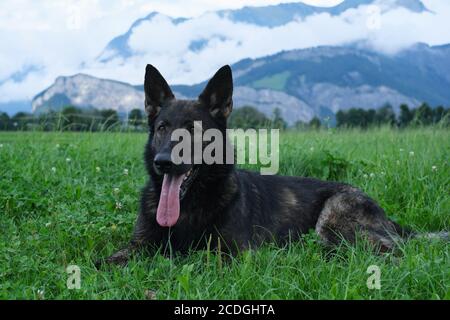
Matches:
[95,239,149,269]
[96,213,163,268]
[101,246,134,267]
[315,190,402,252]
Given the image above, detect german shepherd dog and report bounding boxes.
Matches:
[99,65,447,266]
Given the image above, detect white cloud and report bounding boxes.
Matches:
[0,0,449,103]
[0,0,340,102]
[83,0,450,85]
[368,2,450,53]
[0,0,155,101]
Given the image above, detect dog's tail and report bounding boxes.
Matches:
[390,221,449,242]
[410,231,449,241]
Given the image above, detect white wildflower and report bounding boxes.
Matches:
[432,166,437,171]
[96,166,101,172]
[113,187,120,194]
[37,289,45,299]
[66,158,71,163]
[115,201,123,210]
[123,168,129,175]
[51,167,56,173]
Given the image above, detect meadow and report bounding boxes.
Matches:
[0,128,448,299]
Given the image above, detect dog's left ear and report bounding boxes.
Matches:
[198,65,233,119]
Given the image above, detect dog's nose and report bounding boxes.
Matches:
[154,153,173,174]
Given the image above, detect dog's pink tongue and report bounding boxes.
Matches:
[156,174,185,227]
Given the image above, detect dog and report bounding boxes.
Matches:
[99,64,447,266]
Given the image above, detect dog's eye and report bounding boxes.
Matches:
[157,124,166,132]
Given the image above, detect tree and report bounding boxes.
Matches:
[375,104,396,126]
[442,107,450,127]
[346,108,370,128]
[293,120,308,130]
[336,110,347,127]
[0,112,10,130]
[60,106,86,131]
[228,106,270,129]
[11,112,33,130]
[413,102,433,126]
[433,106,445,124]
[365,109,376,127]
[309,117,321,129]
[270,108,287,130]
[100,109,120,130]
[37,110,59,131]
[128,109,144,127]
[399,104,413,127]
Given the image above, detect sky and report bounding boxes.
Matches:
[1,0,450,104]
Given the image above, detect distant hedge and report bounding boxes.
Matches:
[0,103,448,132]
[336,103,449,128]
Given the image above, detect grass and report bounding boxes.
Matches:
[0,128,449,299]
[251,71,291,91]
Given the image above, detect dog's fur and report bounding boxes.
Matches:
[99,65,444,266]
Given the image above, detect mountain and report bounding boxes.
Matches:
[174,43,450,107]
[172,43,450,120]
[97,12,187,63]
[32,74,145,114]
[216,0,427,27]
[97,0,427,63]
[31,74,315,123]
[32,43,449,124]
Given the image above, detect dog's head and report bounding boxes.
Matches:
[143,64,233,227]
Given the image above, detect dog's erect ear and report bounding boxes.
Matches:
[144,64,175,119]
[198,65,233,119]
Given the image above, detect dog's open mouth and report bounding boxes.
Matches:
[156,166,199,227]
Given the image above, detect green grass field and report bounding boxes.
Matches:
[0,128,449,299]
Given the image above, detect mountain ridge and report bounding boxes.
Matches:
[97,0,428,63]
[32,43,448,125]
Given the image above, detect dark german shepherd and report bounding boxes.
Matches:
[99,65,447,266]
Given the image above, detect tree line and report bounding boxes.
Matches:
[0,107,146,131]
[228,106,328,130]
[0,103,448,132]
[336,103,449,128]
[0,105,290,132]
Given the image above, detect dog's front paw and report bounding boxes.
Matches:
[95,248,131,269]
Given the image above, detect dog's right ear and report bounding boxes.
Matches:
[144,64,175,119]
[198,65,233,119]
